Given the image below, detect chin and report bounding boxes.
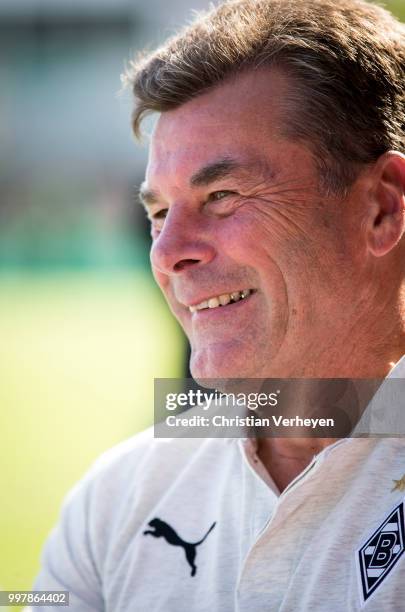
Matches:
[190,347,254,385]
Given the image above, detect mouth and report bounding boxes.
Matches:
[188,289,255,313]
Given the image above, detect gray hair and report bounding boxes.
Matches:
[126,0,405,195]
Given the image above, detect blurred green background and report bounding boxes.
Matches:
[0,0,403,609]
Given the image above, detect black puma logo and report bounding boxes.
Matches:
[143,518,216,576]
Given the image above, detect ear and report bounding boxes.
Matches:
[366,152,405,257]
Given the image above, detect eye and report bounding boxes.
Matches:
[147,208,168,225]
[147,208,168,235]
[151,209,168,220]
[208,190,235,201]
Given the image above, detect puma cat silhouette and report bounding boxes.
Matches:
[143,517,216,576]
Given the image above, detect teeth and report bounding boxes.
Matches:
[189,289,253,313]
[189,299,208,313]
[219,294,231,306]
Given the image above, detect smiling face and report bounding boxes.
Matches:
[142,68,371,379]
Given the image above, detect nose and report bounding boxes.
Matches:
[150,204,216,275]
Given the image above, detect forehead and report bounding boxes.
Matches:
[146,68,290,185]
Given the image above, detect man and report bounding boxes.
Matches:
[31,0,405,610]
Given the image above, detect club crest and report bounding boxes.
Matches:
[357,499,405,605]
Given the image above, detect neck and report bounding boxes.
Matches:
[256,349,405,493]
[266,337,405,379]
[257,437,337,493]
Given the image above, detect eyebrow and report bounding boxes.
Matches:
[139,156,275,207]
[190,157,243,187]
[138,183,159,208]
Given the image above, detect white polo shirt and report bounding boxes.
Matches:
[31,358,405,611]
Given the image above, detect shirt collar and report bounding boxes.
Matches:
[386,354,405,378]
[351,354,405,436]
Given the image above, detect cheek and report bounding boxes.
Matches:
[224,207,326,321]
[244,198,349,280]
[151,266,169,293]
[151,268,182,314]
[221,206,297,281]
[152,266,191,327]
[254,207,314,262]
